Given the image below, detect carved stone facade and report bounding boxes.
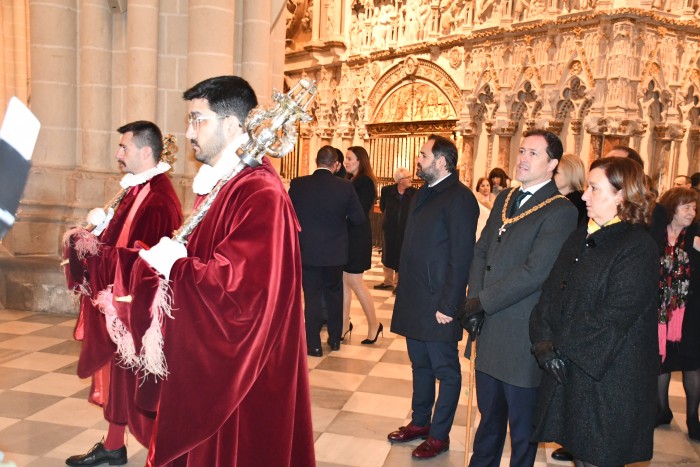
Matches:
[284,0,700,194]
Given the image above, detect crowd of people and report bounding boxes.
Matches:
[61,73,700,467]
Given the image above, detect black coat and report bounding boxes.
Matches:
[391,173,479,342]
[652,221,700,361]
[530,222,659,466]
[346,174,376,273]
[379,183,417,270]
[564,190,587,227]
[288,169,365,267]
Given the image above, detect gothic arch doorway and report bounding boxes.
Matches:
[365,58,460,191]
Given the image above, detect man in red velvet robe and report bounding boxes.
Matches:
[63,121,182,466]
[121,76,315,466]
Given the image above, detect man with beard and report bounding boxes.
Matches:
[462,129,577,466]
[388,134,479,459]
[64,121,182,466]
[112,76,315,466]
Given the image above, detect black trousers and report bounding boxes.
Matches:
[301,264,343,349]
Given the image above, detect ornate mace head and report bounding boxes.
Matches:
[237,78,317,166]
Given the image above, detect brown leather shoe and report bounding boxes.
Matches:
[387,422,430,443]
[411,436,449,459]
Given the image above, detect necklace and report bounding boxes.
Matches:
[498,189,567,236]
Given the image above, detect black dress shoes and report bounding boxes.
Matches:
[307,348,323,357]
[65,441,127,466]
[551,447,573,461]
[656,407,673,427]
[327,339,340,351]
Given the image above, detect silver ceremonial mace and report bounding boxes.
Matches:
[172,79,316,244]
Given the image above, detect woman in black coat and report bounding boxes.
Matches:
[530,157,659,466]
[653,187,700,440]
[375,167,416,291]
[343,146,381,344]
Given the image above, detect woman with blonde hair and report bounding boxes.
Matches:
[554,153,587,226]
[343,146,382,344]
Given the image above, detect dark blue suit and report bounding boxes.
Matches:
[289,169,365,349]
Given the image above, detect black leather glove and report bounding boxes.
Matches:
[531,341,567,384]
[459,298,485,340]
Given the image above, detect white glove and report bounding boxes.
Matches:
[87,207,114,236]
[139,237,187,280]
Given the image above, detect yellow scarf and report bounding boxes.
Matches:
[587,216,621,235]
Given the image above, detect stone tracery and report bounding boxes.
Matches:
[285,0,700,192]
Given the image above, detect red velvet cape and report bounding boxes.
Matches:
[72,173,182,444]
[130,160,314,466]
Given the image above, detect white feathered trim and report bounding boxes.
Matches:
[94,286,139,369]
[77,278,91,297]
[138,278,173,381]
[63,227,101,260]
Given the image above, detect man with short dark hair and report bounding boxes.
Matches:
[64,120,182,466]
[691,172,700,193]
[462,129,577,466]
[289,145,365,356]
[388,134,479,460]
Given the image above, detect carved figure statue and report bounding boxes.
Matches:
[477,0,501,23]
[513,0,530,20]
[418,0,432,40]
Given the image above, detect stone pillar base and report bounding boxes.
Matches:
[0,252,76,315]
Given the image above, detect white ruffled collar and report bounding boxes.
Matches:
[119,161,171,189]
[192,134,249,195]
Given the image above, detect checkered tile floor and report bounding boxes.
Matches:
[0,250,699,466]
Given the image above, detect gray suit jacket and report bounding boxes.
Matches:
[467,180,577,387]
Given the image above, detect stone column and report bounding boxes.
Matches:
[185,0,235,175]
[79,0,112,171]
[242,0,272,103]
[495,123,517,175]
[460,125,476,188]
[28,0,78,169]
[690,127,700,174]
[126,0,159,122]
[484,120,495,174]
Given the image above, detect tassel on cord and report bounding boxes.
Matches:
[63,227,101,260]
[77,278,91,297]
[139,278,173,381]
[94,286,139,369]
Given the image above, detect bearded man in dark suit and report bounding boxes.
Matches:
[388,134,479,460]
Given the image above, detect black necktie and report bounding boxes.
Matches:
[509,190,530,217]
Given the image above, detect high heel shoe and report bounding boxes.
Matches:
[362,322,383,345]
[341,322,353,342]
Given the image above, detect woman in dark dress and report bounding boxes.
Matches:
[375,167,416,292]
[654,187,700,441]
[343,146,382,344]
[530,157,658,467]
[554,153,587,227]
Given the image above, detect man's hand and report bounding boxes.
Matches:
[87,207,114,236]
[531,341,567,384]
[139,237,187,280]
[459,298,485,339]
[435,311,453,324]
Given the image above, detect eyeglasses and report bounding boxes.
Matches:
[187,114,227,131]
